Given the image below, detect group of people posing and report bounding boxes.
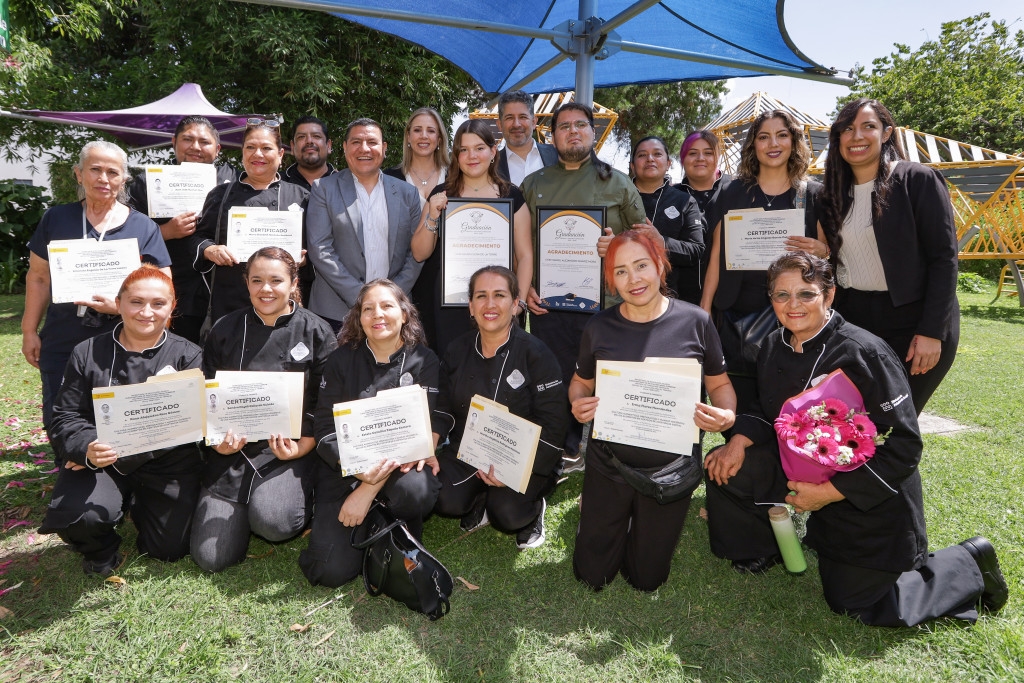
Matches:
[21,92,1007,628]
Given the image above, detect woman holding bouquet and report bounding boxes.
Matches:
[703,252,1007,626]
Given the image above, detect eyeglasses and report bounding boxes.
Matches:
[246,117,281,128]
[556,120,591,133]
[769,289,823,304]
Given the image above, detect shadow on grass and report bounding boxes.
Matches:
[961,304,1024,324]
[1,477,930,682]
[337,481,922,682]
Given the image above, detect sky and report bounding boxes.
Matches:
[722,0,1023,123]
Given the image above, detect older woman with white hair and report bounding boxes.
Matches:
[22,140,171,444]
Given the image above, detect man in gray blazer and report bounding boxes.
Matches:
[307,117,424,330]
[495,90,559,186]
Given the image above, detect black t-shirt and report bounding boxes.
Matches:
[576,299,727,471]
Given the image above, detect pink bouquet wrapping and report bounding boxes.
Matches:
[774,370,884,484]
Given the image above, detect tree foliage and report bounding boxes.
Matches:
[840,13,1024,155]
[596,80,726,159]
[0,0,480,169]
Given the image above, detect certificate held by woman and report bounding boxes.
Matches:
[333,385,434,477]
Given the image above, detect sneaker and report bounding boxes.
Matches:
[561,451,585,475]
[83,551,124,577]
[459,496,490,533]
[516,498,546,550]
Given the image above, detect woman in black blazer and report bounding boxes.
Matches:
[819,98,959,414]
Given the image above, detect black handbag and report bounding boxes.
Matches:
[606,446,703,505]
[719,305,780,371]
[351,503,453,620]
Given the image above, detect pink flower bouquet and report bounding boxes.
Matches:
[774,370,885,484]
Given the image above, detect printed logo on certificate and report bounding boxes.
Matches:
[536,206,606,312]
[440,198,514,306]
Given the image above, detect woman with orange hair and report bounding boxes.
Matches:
[568,228,736,591]
[41,266,203,576]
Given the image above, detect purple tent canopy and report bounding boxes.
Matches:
[0,83,271,151]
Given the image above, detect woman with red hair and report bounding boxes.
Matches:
[568,228,736,590]
[42,266,203,576]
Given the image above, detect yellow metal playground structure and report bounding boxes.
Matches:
[708,93,1024,303]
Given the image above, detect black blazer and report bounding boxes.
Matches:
[496,142,559,183]
[841,161,959,341]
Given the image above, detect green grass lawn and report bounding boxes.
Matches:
[1,290,1022,682]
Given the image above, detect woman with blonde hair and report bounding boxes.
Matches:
[385,107,450,201]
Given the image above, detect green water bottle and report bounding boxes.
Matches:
[769,506,807,575]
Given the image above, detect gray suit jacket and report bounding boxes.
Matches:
[307,169,423,321]
[496,142,559,183]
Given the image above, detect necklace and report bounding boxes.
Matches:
[409,167,436,187]
[464,180,492,193]
[759,185,786,208]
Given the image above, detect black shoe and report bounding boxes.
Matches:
[83,551,124,577]
[459,496,490,533]
[959,536,1008,612]
[516,498,546,550]
[731,554,782,575]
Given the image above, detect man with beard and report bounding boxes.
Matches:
[495,90,558,186]
[283,116,337,191]
[520,102,645,473]
[126,115,237,343]
[282,116,337,301]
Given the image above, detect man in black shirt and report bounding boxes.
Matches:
[283,115,337,191]
[126,115,236,343]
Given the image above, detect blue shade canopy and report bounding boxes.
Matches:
[238,0,846,98]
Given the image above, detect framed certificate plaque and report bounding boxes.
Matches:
[440,198,514,307]
[535,206,606,313]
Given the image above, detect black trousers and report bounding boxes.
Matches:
[703,445,985,627]
[39,456,201,565]
[434,454,553,534]
[573,447,693,592]
[299,459,440,588]
[818,549,982,626]
[704,444,790,561]
[529,310,589,456]
[834,288,959,414]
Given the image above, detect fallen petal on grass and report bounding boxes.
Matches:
[0,581,24,597]
[289,623,311,633]
[455,576,480,590]
[104,576,127,587]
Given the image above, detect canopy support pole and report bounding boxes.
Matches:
[574,0,597,108]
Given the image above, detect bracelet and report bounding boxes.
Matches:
[426,215,439,234]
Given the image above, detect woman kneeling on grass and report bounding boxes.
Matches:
[569,228,736,590]
[703,252,1007,625]
[191,247,336,573]
[42,266,202,576]
[300,279,442,587]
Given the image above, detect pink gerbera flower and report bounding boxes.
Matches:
[775,413,808,439]
[844,433,876,460]
[849,414,877,438]
[813,436,840,465]
[822,398,850,420]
